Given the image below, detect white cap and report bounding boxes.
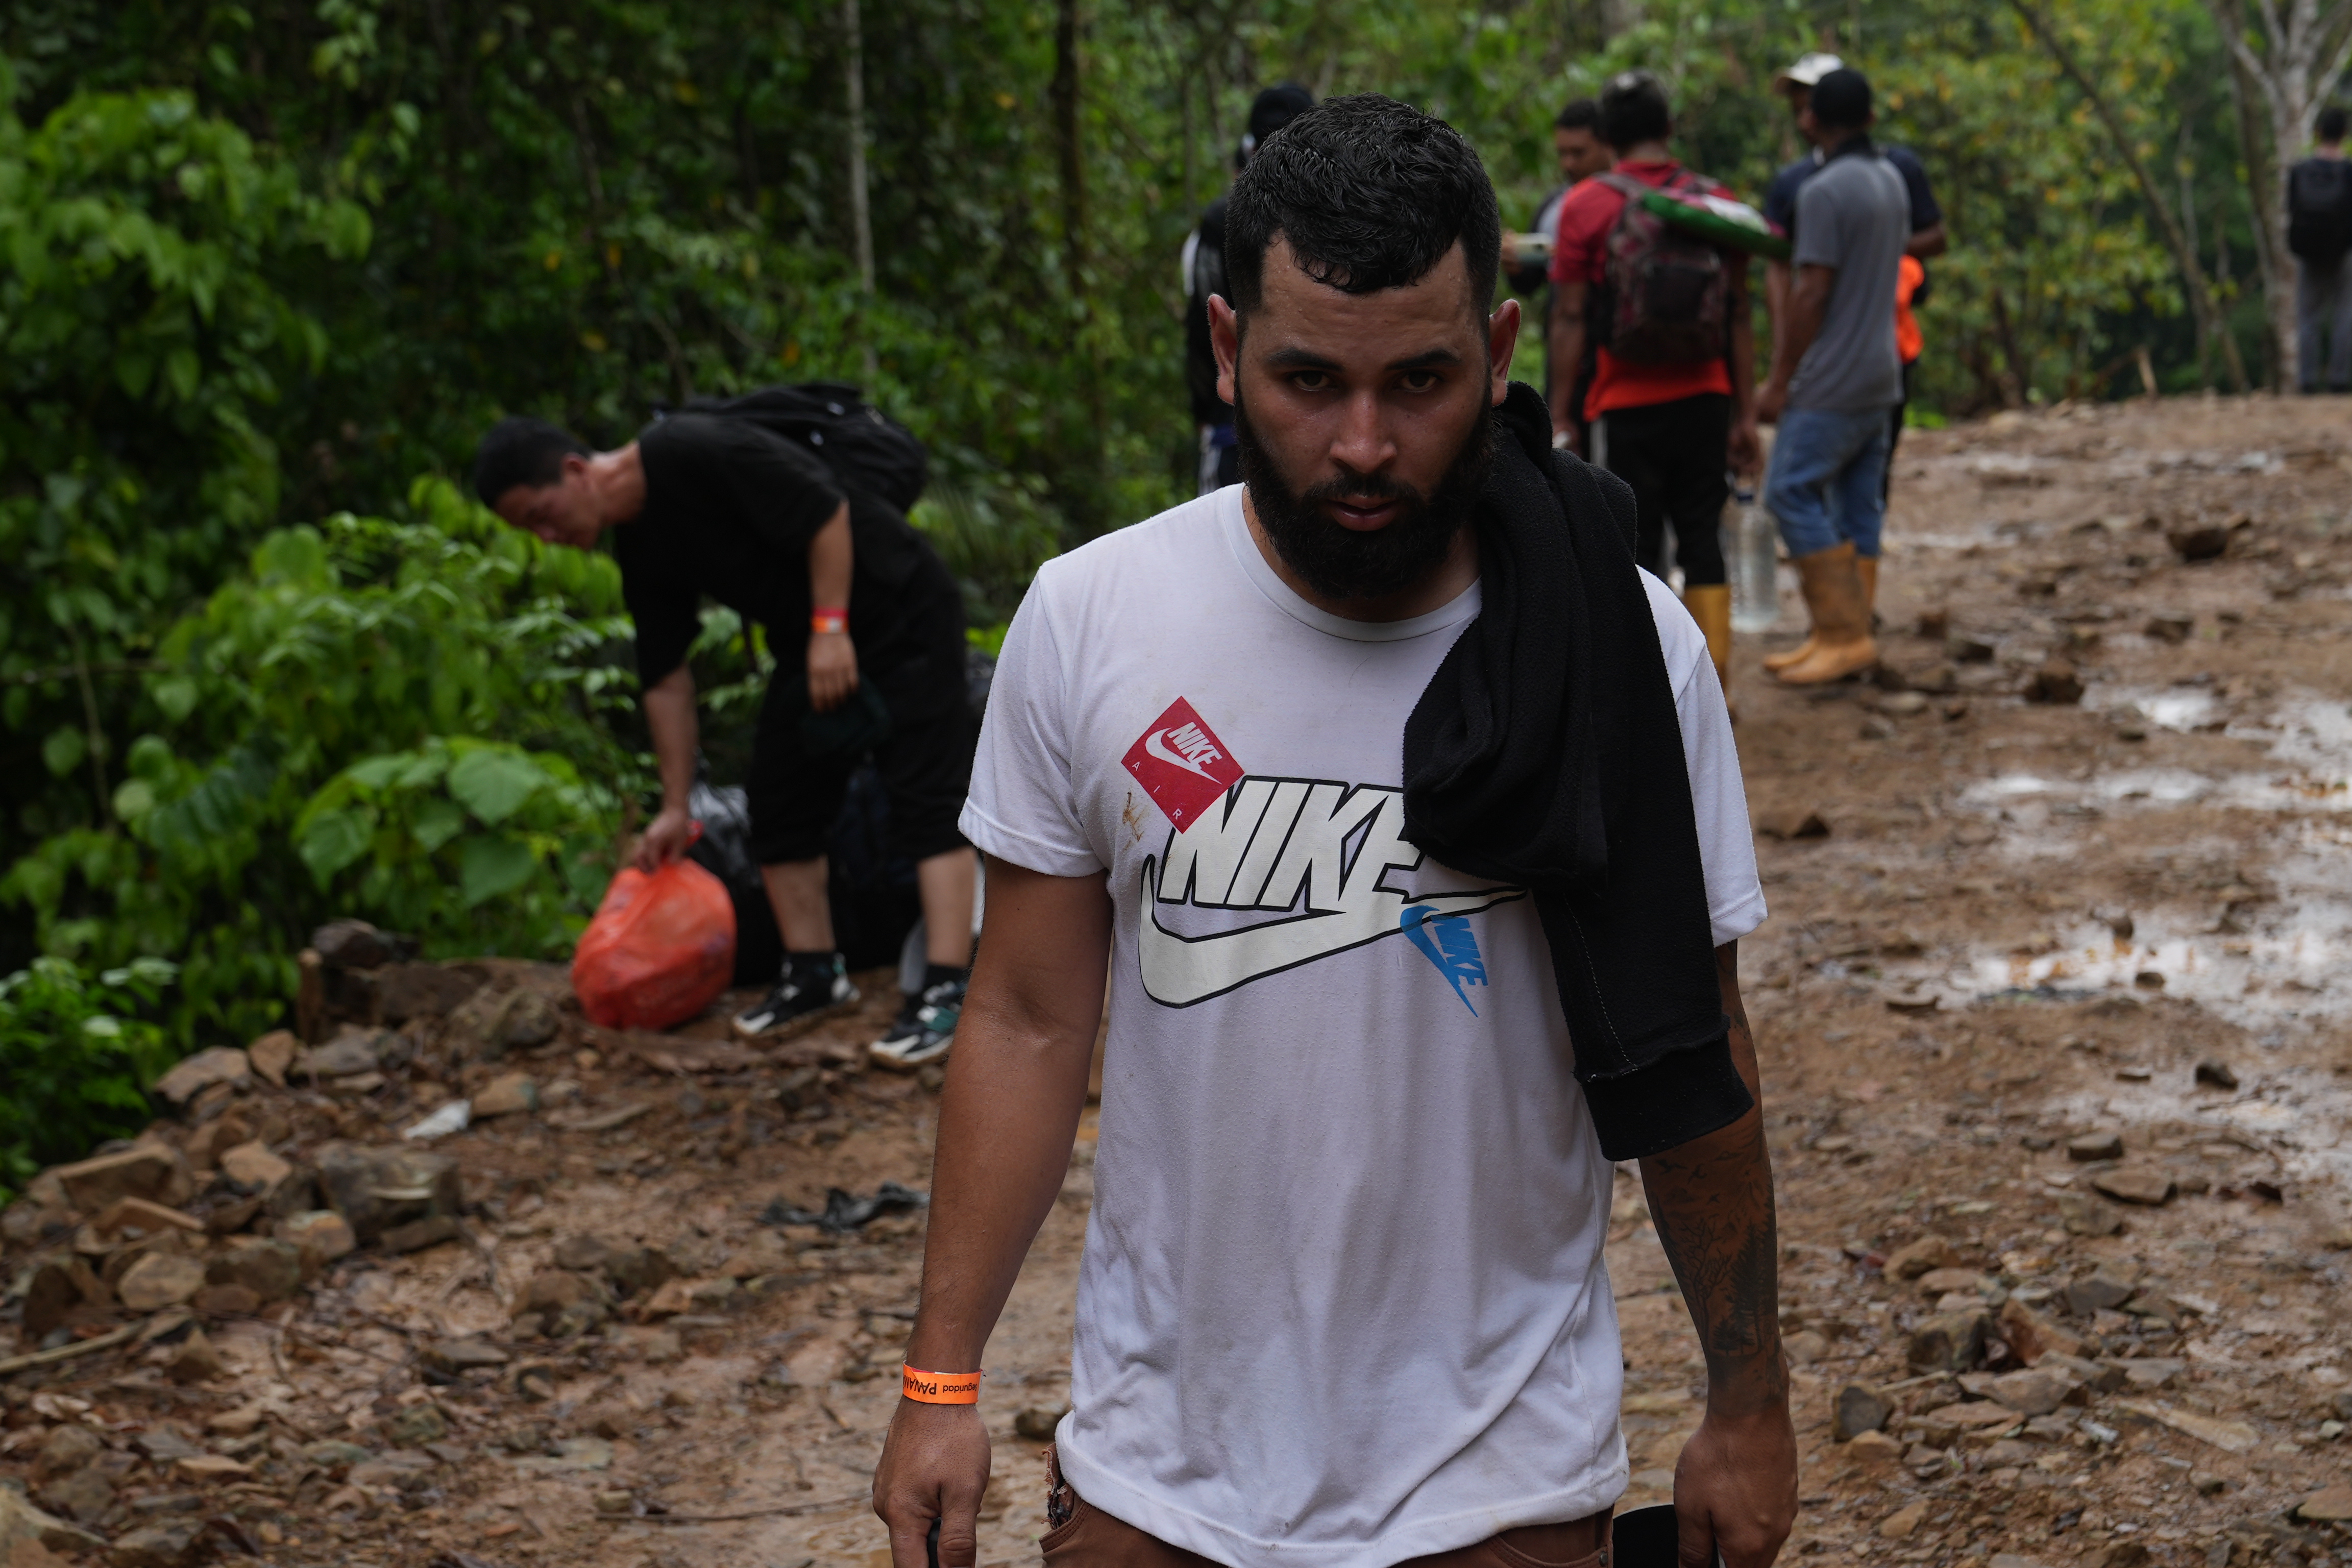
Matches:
[1774,52,1845,90]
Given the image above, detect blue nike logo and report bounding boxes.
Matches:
[1402,903,1488,1015]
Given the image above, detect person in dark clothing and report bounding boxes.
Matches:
[1182,83,1315,495]
[474,412,976,1068]
[1504,98,1611,451]
[1761,52,1948,525]
[2288,106,2352,393]
[1503,99,1611,294]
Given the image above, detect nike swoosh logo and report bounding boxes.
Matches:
[1138,854,1524,1007]
[1143,727,1223,781]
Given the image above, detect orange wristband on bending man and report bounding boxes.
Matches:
[901,1365,982,1405]
[811,607,849,635]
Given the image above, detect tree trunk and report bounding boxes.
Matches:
[2217,19,2285,386]
[843,0,875,296]
[2007,0,2250,390]
[1988,284,2029,407]
[1051,0,1086,280]
[2263,91,2304,387]
[1050,0,1106,536]
[2177,110,2211,385]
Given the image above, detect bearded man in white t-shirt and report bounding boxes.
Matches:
[873,94,1796,1568]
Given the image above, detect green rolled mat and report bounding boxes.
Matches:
[1638,187,1792,261]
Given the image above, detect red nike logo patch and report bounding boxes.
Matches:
[1121,699,1244,831]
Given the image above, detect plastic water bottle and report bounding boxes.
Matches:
[1728,483,1780,633]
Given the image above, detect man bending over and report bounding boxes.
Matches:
[476,407,977,1068]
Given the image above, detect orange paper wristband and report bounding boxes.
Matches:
[901,1366,983,1405]
[811,608,848,635]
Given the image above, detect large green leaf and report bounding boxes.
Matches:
[447,748,548,826]
[458,834,538,907]
[297,809,369,884]
[40,728,86,778]
[410,798,467,852]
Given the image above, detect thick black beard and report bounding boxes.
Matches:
[1234,391,1493,603]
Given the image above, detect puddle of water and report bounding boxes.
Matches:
[2263,696,2352,775]
[2093,769,2212,803]
[1962,689,2352,819]
[2047,1067,2352,1188]
[2138,690,2218,731]
[1884,878,2352,1030]
[1969,774,2070,801]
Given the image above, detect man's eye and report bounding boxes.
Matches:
[1400,371,1440,393]
[1290,372,1331,392]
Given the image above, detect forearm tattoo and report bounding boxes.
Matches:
[1638,954,1784,1403]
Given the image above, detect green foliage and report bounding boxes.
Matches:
[0,956,178,1204]
[296,738,616,955]
[0,0,2281,1066]
[912,481,1066,631]
[0,55,370,860]
[2,478,640,1044]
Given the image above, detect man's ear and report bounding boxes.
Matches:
[1210,295,1241,407]
[1486,299,1522,405]
[559,451,591,483]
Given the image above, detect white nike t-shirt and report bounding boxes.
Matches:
[961,485,1765,1568]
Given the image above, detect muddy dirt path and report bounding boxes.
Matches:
[5,395,2350,1568]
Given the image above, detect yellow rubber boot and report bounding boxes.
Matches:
[1775,544,1880,685]
[1682,583,1732,695]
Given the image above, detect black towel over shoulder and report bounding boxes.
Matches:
[1402,383,1752,1161]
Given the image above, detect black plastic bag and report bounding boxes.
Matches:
[687,781,783,987]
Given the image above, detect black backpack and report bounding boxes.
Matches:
[1592,172,1731,365]
[683,382,929,513]
[2287,158,2352,267]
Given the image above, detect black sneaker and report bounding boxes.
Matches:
[868,975,966,1070]
[731,956,860,1040]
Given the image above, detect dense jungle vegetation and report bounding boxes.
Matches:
[0,0,2336,1187]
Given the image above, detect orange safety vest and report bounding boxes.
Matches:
[1895,253,1925,365]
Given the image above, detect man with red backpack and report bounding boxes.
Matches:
[1548,71,1758,699]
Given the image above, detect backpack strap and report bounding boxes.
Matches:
[1594,171,1650,205]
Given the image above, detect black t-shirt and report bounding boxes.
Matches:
[1769,145,1938,242]
[1184,198,1231,428]
[612,412,934,686]
[1765,142,1941,239]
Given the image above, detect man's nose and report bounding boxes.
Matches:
[1328,391,1395,478]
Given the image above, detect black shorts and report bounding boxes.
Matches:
[745,566,975,867]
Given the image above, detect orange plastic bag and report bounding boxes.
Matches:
[571,855,738,1030]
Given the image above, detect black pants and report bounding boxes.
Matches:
[1597,392,1730,587]
[746,561,975,868]
[1882,359,1916,506]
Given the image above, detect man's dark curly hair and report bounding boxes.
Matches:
[472,415,589,505]
[1224,94,1501,322]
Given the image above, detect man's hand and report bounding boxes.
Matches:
[1759,264,1832,432]
[1673,1403,1798,1568]
[1638,943,1791,1568]
[632,805,697,872]
[873,1402,990,1568]
[807,629,860,713]
[1728,412,1762,477]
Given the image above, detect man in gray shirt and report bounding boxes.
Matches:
[1754,68,1908,686]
